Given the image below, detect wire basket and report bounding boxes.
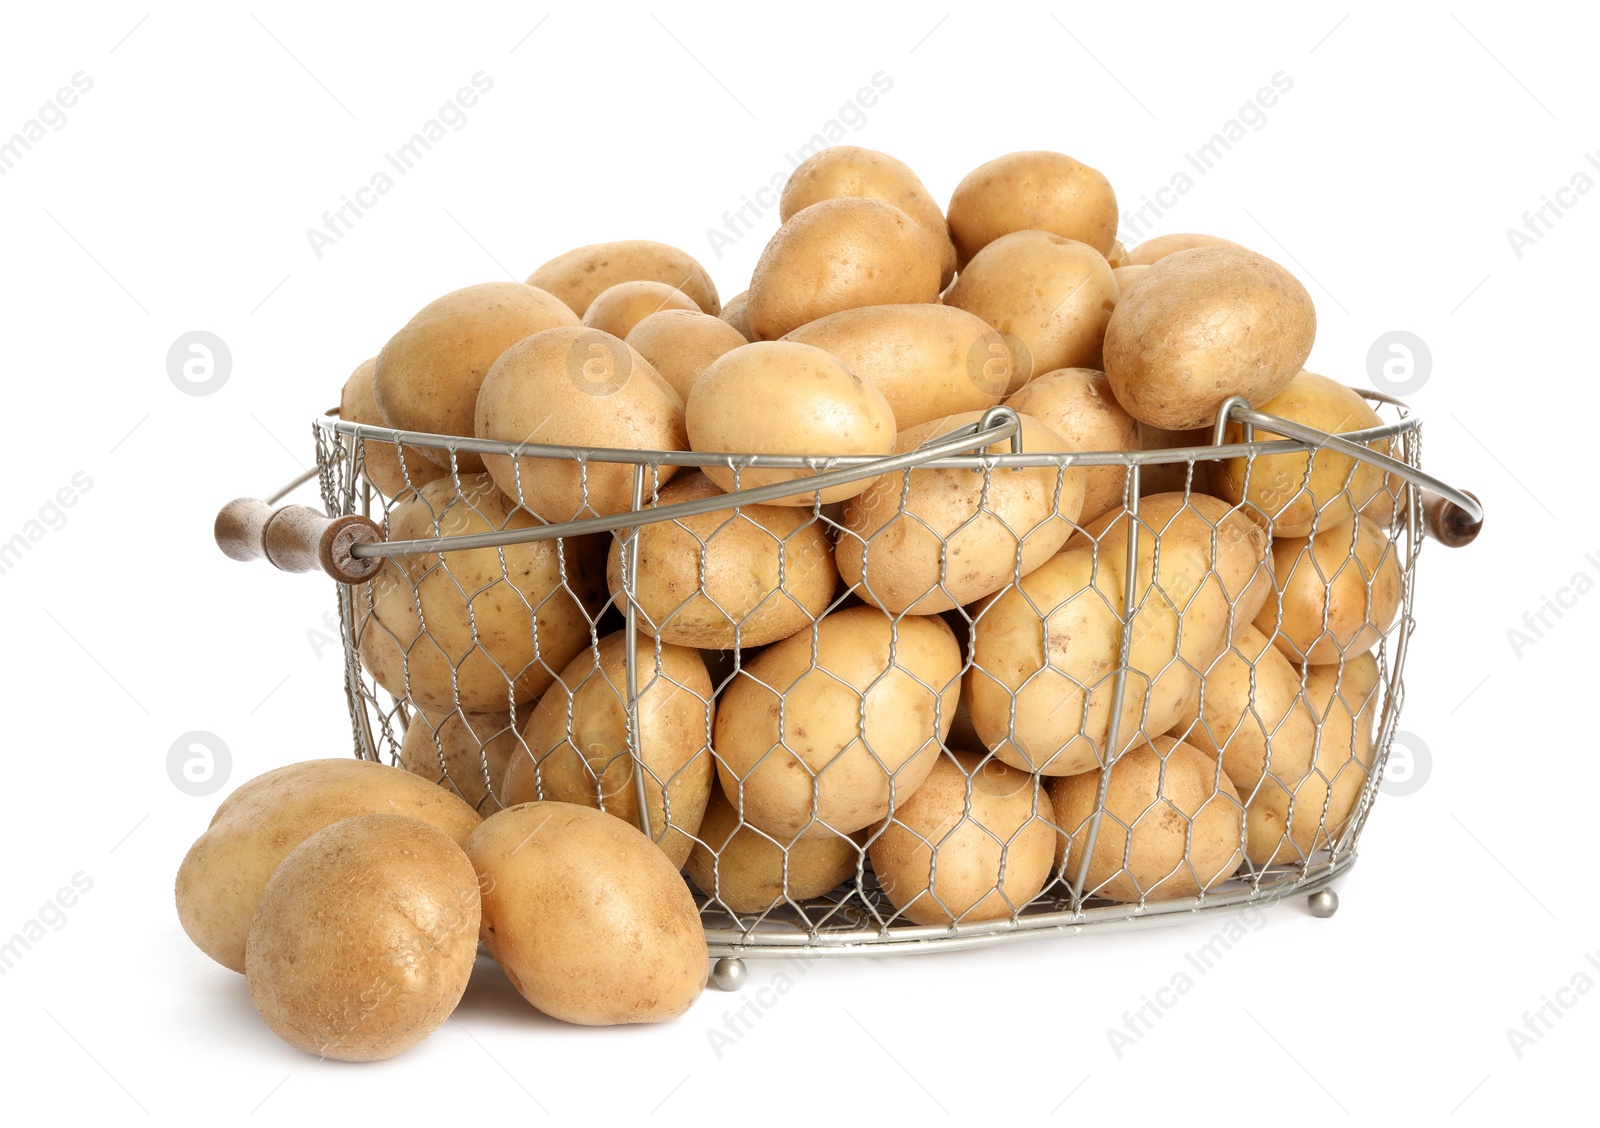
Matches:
[216,393,1481,974]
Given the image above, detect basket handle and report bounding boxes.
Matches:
[215,498,384,583]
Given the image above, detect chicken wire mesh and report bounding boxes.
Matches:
[310,396,1429,957]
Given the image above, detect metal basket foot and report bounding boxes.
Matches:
[1306,889,1340,918]
[711,957,748,992]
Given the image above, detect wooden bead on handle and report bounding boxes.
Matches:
[1421,489,1482,549]
[215,498,384,583]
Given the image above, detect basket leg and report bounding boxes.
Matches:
[1306,889,1340,918]
[711,957,747,992]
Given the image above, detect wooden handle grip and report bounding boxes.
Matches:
[215,499,384,583]
[1421,489,1482,549]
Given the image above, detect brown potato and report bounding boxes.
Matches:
[467,802,707,1025]
[1112,264,1152,303]
[720,289,753,340]
[582,280,700,340]
[1255,517,1402,665]
[1105,239,1129,269]
[947,150,1119,262]
[399,708,524,814]
[1103,245,1316,430]
[1126,232,1242,266]
[1004,368,1140,522]
[686,787,862,913]
[1136,421,1214,497]
[526,239,720,317]
[625,309,749,400]
[373,282,579,471]
[341,357,445,498]
[246,814,480,1062]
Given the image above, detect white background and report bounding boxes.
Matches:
[0,2,1591,1123]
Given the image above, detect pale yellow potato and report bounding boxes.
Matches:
[175,759,480,973]
[869,750,1056,925]
[686,787,862,914]
[373,282,579,471]
[720,289,753,340]
[1255,517,1402,665]
[1112,264,1152,303]
[1103,245,1316,430]
[606,471,837,648]
[582,280,700,340]
[947,150,1119,262]
[246,814,479,1062]
[1105,239,1129,269]
[355,474,607,711]
[945,231,1118,391]
[1211,371,1388,537]
[625,309,749,400]
[780,145,957,287]
[525,239,720,317]
[1126,232,1242,266]
[747,197,943,340]
[474,326,686,520]
[686,341,895,505]
[713,607,961,839]
[467,802,707,1025]
[399,708,524,814]
[1048,736,1244,902]
[1136,421,1215,497]
[839,411,1085,614]
[783,303,1012,426]
[1004,368,1140,522]
[340,357,445,498]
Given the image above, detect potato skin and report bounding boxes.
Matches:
[582,280,699,340]
[869,750,1056,925]
[501,633,714,867]
[246,814,480,1062]
[606,471,837,648]
[947,150,1119,262]
[1112,264,1152,303]
[686,787,861,914]
[400,708,524,814]
[525,239,720,317]
[1254,517,1402,665]
[175,759,480,972]
[467,802,708,1025]
[341,357,445,498]
[1103,245,1316,430]
[1126,233,1241,266]
[720,290,753,341]
[1004,368,1140,522]
[625,309,748,401]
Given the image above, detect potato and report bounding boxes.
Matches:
[526,239,720,317]
[720,289,753,340]
[467,802,707,1025]
[606,471,837,648]
[1211,371,1388,537]
[474,326,687,520]
[686,787,861,914]
[1048,737,1243,902]
[839,411,1086,614]
[1103,245,1316,430]
[341,357,445,498]
[175,759,480,972]
[399,708,523,814]
[1255,517,1402,665]
[246,814,479,1062]
[747,197,943,340]
[582,280,699,340]
[967,493,1270,776]
[1112,264,1151,303]
[780,145,957,287]
[501,633,714,867]
[686,341,895,505]
[1004,368,1140,522]
[1126,232,1241,266]
[783,304,1012,427]
[946,150,1119,262]
[1137,421,1213,497]
[1105,239,1129,269]
[869,750,1056,925]
[945,231,1118,391]
[713,607,961,839]
[625,309,748,400]
[373,282,579,471]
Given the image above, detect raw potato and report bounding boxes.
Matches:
[1255,517,1402,665]
[467,802,707,1025]
[1211,371,1388,537]
[355,474,606,711]
[1126,232,1241,266]
[606,471,838,648]
[686,341,895,505]
[1102,245,1316,430]
[869,751,1056,925]
[373,282,579,471]
[1137,421,1213,497]
[780,145,957,287]
[720,290,753,340]
[945,231,1118,391]
[399,708,524,814]
[783,304,1012,427]
[713,607,961,839]
[1048,737,1243,902]
[474,326,687,520]
[1105,239,1129,269]
[625,309,749,401]
[582,280,699,340]
[525,239,720,317]
[246,814,480,1062]
[1004,368,1140,522]
[175,759,480,972]
[967,493,1270,777]
[839,411,1086,614]
[341,357,445,498]
[1112,264,1152,303]
[686,787,861,913]
[947,150,1119,262]
[747,197,943,340]
[501,633,714,867]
